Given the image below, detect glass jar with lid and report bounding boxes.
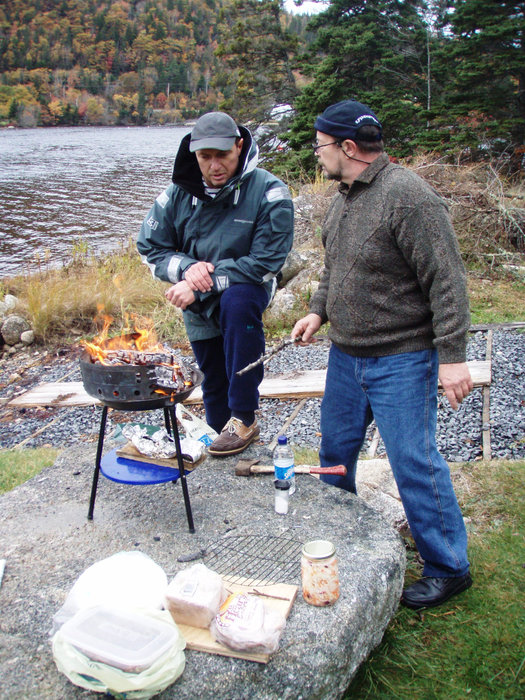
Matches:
[301,539,340,606]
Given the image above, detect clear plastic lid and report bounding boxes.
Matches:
[60,605,178,672]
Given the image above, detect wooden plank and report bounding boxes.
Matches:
[116,442,205,470]
[174,579,298,664]
[8,381,96,407]
[7,360,492,408]
[470,321,525,331]
[482,330,493,461]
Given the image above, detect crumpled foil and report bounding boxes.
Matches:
[122,424,204,463]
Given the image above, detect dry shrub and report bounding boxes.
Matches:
[8,244,176,344]
[407,154,525,272]
[293,158,524,274]
[293,178,337,250]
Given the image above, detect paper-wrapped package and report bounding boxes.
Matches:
[210,593,286,654]
[165,564,226,629]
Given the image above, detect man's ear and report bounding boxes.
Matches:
[340,138,357,157]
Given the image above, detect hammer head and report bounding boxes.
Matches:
[234,458,260,476]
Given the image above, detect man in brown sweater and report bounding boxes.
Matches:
[292,99,473,610]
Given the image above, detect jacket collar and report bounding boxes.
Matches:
[171,125,258,200]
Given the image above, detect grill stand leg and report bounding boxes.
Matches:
[87,405,108,520]
[165,406,195,533]
[87,404,195,533]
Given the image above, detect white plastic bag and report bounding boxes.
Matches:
[165,563,227,628]
[52,551,168,633]
[52,609,185,699]
[176,404,218,446]
[210,593,286,654]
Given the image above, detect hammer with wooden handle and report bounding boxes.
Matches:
[235,459,347,477]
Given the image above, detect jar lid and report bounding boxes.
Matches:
[274,478,290,490]
[302,539,335,559]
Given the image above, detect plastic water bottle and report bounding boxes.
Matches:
[273,435,295,494]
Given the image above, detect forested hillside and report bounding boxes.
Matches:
[0,0,230,126]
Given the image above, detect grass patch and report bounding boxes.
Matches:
[4,238,188,347]
[468,277,525,325]
[346,460,525,699]
[0,447,61,494]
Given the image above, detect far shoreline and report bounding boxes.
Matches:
[1,121,196,131]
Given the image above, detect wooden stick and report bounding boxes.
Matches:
[268,398,307,451]
[13,415,62,449]
[250,588,291,601]
[236,338,297,376]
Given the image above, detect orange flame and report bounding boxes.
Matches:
[82,309,165,364]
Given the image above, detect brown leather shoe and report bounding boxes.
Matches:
[208,418,260,456]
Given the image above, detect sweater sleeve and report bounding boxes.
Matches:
[308,196,339,324]
[394,197,470,364]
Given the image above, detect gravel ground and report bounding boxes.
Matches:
[0,330,523,461]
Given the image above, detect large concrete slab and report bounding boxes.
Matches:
[0,439,405,699]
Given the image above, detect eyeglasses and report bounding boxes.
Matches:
[312,141,340,153]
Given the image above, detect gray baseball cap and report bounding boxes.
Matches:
[189,112,241,152]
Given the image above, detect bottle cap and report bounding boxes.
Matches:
[274,479,291,490]
[277,435,287,445]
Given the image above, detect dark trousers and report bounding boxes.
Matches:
[191,284,268,433]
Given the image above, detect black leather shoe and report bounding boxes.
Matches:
[401,573,473,610]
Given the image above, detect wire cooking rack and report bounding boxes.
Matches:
[204,534,303,587]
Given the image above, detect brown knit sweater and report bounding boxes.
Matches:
[309,153,470,364]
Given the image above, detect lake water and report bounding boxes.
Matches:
[0,125,191,279]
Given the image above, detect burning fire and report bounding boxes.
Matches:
[82,310,165,365]
[81,309,194,396]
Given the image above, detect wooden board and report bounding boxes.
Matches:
[116,441,205,471]
[7,360,492,408]
[8,381,96,407]
[174,579,298,664]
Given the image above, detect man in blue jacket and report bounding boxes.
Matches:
[137,112,294,456]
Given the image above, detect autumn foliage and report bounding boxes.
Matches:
[0,0,225,126]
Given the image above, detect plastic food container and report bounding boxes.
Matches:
[59,605,179,673]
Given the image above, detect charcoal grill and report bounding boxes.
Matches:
[80,352,203,533]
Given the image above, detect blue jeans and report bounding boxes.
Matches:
[191,284,268,433]
[320,344,469,578]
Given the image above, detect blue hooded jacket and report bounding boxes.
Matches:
[137,125,294,341]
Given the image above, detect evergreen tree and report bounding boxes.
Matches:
[285,0,429,172]
[215,0,298,152]
[137,87,147,124]
[433,0,524,158]
[8,98,19,122]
